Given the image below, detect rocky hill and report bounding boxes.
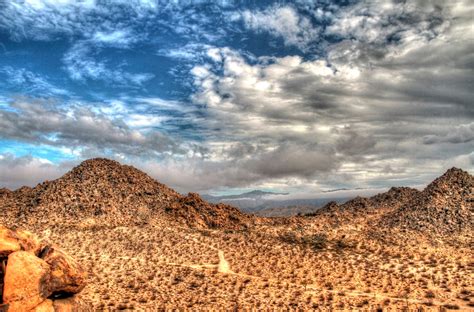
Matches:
[0,158,251,230]
[378,167,473,238]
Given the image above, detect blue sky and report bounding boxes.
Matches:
[0,0,473,196]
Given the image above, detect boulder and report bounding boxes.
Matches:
[3,251,51,311]
[0,226,21,258]
[41,246,87,294]
[33,299,55,312]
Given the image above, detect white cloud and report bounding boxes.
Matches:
[0,0,472,194]
[242,5,320,50]
[185,0,474,190]
[0,154,70,190]
[0,66,69,96]
[91,29,138,48]
[0,99,184,158]
[326,0,448,45]
[62,41,154,85]
[22,0,96,10]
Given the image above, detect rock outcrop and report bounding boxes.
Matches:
[0,226,86,311]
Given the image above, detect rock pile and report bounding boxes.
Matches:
[0,158,251,230]
[380,167,473,236]
[0,225,87,311]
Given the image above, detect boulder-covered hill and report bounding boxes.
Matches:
[307,186,421,222]
[0,158,251,230]
[378,167,473,237]
[304,168,473,243]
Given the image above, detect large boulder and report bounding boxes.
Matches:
[3,251,51,311]
[0,226,43,257]
[41,247,86,295]
[0,225,87,311]
[0,227,21,258]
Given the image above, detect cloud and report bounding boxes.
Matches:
[0,0,472,194]
[0,0,163,41]
[326,0,446,45]
[157,43,214,61]
[137,145,338,193]
[423,123,474,144]
[0,153,70,190]
[0,66,69,96]
[91,29,140,48]
[0,99,184,158]
[0,0,235,43]
[62,41,154,86]
[185,0,474,190]
[242,5,320,50]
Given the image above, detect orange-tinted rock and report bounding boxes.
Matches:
[53,297,88,312]
[3,251,51,311]
[32,299,54,312]
[41,246,87,295]
[0,226,21,258]
[16,229,44,256]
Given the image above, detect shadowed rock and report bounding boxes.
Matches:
[41,247,86,295]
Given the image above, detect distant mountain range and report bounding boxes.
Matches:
[202,190,351,216]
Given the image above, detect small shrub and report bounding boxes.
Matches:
[310,233,328,250]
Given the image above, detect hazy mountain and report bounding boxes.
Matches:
[202,190,352,215]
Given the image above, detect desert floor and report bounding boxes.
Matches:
[40,222,473,311]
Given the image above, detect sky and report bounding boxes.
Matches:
[0,0,473,196]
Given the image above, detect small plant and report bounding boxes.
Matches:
[443,304,460,310]
[310,233,328,250]
[425,290,436,298]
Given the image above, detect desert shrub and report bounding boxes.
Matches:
[443,304,460,310]
[279,232,299,245]
[310,233,328,250]
[425,290,436,298]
